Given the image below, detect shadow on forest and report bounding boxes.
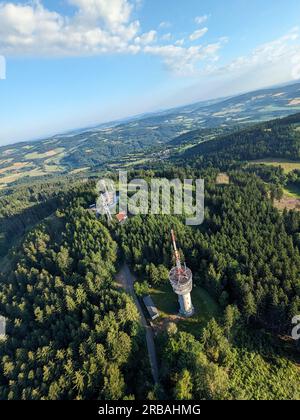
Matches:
[233,325,300,366]
[0,197,62,259]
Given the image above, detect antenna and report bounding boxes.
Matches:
[171,229,181,270]
[97,180,113,223]
[101,193,113,222]
[169,229,194,317]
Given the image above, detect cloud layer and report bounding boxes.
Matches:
[0,0,221,75]
[213,27,300,83]
[0,1,299,82]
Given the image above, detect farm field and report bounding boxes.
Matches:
[249,159,300,173]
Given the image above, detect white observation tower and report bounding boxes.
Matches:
[169,229,194,317]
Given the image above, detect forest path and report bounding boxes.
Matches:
[116,265,159,385]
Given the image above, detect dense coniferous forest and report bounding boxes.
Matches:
[117,171,300,333]
[0,204,151,400]
[0,178,94,258]
[115,168,300,399]
[181,113,300,167]
[0,112,300,400]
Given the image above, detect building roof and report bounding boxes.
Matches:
[116,212,127,223]
[143,295,159,320]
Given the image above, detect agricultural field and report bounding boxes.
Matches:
[69,167,90,174]
[249,159,300,173]
[0,146,69,189]
[24,147,65,160]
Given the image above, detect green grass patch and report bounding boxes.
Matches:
[123,158,149,167]
[249,159,300,174]
[150,282,221,337]
[176,143,200,153]
[283,183,300,198]
[25,148,65,160]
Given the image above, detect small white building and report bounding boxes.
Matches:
[143,296,159,321]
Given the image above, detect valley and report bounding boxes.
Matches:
[2,82,300,191]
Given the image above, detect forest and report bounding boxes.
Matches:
[0,201,153,400]
[181,112,300,168]
[116,171,300,334]
[0,113,300,400]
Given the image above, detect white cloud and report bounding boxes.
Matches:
[186,27,300,102]
[0,0,225,76]
[162,30,300,110]
[159,21,171,29]
[135,30,157,45]
[161,32,172,42]
[0,2,63,37]
[69,0,133,29]
[216,27,300,76]
[144,40,223,76]
[1,2,298,88]
[195,15,208,25]
[0,0,141,56]
[175,39,185,46]
[189,27,208,41]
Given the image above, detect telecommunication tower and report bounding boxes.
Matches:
[96,182,127,224]
[169,229,194,317]
[97,181,114,222]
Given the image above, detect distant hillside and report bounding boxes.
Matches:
[1,82,300,189]
[182,112,300,164]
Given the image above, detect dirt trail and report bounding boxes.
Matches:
[116,265,159,385]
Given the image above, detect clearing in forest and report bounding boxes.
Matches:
[216,172,230,185]
[274,183,300,211]
[150,283,221,338]
[249,159,300,174]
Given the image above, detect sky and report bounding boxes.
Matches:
[0,0,300,145]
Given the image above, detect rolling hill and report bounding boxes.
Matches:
[1,82,300,189]
[181,112,300,164]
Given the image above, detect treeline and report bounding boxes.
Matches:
[246,164,300,197]
[0,205,151,400]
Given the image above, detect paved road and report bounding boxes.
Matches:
[116,265,159,385]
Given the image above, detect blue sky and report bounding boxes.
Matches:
[0,0,300,145]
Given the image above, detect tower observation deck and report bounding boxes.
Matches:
[169,230,194,317]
